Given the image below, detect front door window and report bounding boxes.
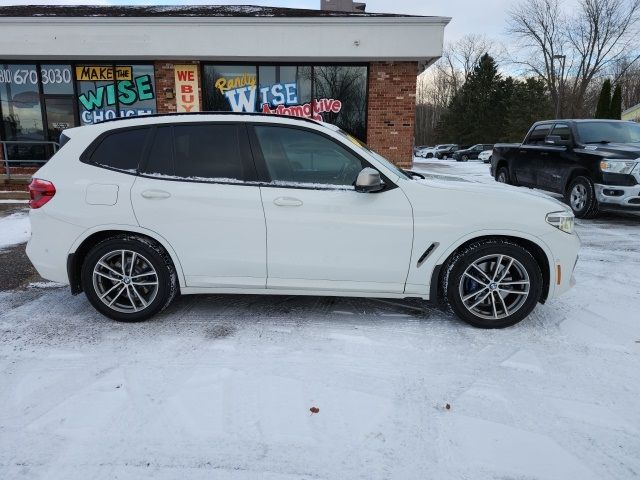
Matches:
[254,125,364,187]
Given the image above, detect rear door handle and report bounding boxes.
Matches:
[141,189,171,199]
[273,196,303,207]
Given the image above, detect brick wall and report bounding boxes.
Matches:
[367,61,418,169]
[153,60,202,114]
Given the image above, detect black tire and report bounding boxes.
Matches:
[484,156,492,164]
[444,240,543,329]
[496,166,511,185]
[565,176,599,219]
[81,235,178,322]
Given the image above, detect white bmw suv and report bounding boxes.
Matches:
[27,113,579,328]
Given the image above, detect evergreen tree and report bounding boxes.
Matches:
[610,84,622,119]
[438,54,508,145]
[595,79,612,118]
[503,78,553,142]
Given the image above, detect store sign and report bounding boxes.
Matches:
[75,65,132,82]
[215,75,342,121]
[174,65,200,112]
[78,74,155,124]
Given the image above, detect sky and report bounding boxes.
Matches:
[0,0,516,44]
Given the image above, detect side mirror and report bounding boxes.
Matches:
[355,167,384,193]
[545,135,571,147]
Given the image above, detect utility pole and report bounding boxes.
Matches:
[552,54,566,119]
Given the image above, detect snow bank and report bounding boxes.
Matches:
[0,211,30,250]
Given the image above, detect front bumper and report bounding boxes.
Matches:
[594,183,640,209]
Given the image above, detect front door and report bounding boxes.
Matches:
[131,123,267,289]
[251,124,414,294]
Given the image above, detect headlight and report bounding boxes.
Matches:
[546,211,575,234]
[600,160,638,174]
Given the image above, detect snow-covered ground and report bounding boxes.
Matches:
[1,162,639,479]
[0,211,30,251]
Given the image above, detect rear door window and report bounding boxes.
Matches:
[525,124,552,145]
[143,123,252,182]
[89,127,150,172]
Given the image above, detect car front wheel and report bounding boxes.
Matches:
[445,240,543,328]
[81,235,178,321]
[566,176,599,218]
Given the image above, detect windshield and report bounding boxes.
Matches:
[333,127,410,180]
[576,121,640,144]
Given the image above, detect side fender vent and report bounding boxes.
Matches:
[417,242,439,268]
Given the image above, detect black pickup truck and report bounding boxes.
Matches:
[491,120,640,218]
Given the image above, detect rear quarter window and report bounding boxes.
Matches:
[87,127,150,172]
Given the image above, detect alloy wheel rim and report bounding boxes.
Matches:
[458,254,530,320]
[92,249,159,313]
[498,172,507,183]
[570,184,587,211]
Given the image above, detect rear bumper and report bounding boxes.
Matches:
[595,183,640,209]
[26,210,84,284]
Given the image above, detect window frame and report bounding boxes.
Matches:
[247,123,396,192]
[138,121,259,184]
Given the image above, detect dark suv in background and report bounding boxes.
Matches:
[492,120,640,218]
[434,144,459,159]
[453,144,494,161]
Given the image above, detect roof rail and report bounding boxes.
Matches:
[96,110,324,126]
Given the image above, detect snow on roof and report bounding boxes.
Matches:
[0,5,422,18]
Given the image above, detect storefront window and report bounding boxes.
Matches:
[257,65,312,113]
[76,64,156,125]
[202,65,257,112]
[40,64,74,95]
[0,63,46,161]
[0,64,44,141]
[202,64,368,141]
[313,66,367,140]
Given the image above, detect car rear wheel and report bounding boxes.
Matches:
[566,176,599,219]
[81,235,178,322]
[461,155,469,161]
[445,240,543,328]
[496,166,511,184]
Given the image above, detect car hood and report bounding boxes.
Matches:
[579,143,640,159]
[403,175,569,218]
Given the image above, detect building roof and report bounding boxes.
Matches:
[0,5,421,18]
[622,103,640,120]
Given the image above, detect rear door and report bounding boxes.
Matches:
[512,123,552,186]
[131,123,267,289]
[250,124,413,294]
[537,122,574,192]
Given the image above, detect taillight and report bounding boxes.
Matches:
[29,178,56,209]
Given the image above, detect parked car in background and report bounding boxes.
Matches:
[491,119,640,218]
[454,144,494,161]
[416,144,456,158]
[434,144,460,159]
[27,112,579,328]
[413,145,430,156]
[478,149,493,163]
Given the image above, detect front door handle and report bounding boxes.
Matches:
[141,189,171,199]
[273,196,303,207]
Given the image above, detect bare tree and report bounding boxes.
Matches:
[508,0,640,117]
[415,34,503,144]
